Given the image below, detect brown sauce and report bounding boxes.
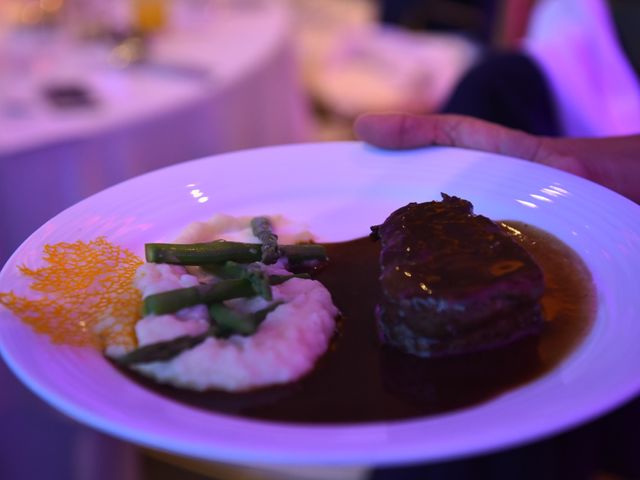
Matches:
[121,221,595,424]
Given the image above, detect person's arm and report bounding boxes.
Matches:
[492,0,537,48]
[354,113,640,203]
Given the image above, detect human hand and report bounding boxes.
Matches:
[354,113,588,178]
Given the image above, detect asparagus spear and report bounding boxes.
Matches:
[209,261,272,294]
[145,241,327,265]
[203,262,311,283]
[195,261,272,301]
[142,272,312,317]
[211,301,283,337]
[116,326,216,365]
[203,261,310,288]
[243,263,272,301]
[281,244,327,263]
[143,278,255,316]
[202,262,315,300]
[145,240,261,265]
[118,302,284,364]
[250,216,280,264]
[200,261,247,279]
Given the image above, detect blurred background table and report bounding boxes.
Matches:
[0,0,312,265]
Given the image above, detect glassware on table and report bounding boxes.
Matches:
[132,0,169,33]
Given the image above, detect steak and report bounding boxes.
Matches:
[371,194,545,357]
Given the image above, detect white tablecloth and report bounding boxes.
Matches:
[0,0,312,265]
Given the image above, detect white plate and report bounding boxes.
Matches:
[1,142,640,467]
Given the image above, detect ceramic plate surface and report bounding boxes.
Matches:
[1,142,640,466]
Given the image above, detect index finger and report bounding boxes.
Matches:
[354,113,542,162]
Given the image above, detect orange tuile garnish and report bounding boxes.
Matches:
[0,237,143,349]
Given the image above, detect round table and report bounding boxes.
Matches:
[0,0,312,266]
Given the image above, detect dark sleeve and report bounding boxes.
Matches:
[441,51,562,136]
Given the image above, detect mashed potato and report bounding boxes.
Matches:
[127,214,338,391]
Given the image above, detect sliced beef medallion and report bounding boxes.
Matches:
[371,194,545,357]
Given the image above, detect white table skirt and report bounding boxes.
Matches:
[0,0,313,265]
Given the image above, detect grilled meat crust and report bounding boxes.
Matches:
[372,194,545,357]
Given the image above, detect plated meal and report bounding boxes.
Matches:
[0,193,596,424]
[0,142,638,465]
